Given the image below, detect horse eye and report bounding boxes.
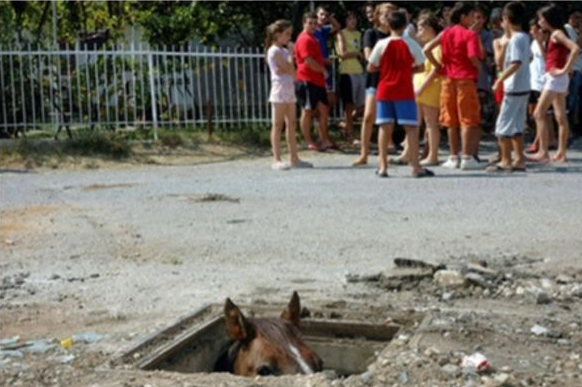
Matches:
[257,365,276,376]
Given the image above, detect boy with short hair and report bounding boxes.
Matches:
[489,1,530,172]
[368,10,434,178]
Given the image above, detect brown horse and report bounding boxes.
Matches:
[220,292,323,376]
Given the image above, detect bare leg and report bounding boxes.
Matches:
[405,126,421,174]
[420,104,440,165]
[511,134,525,169]
[552,93,569,162]
[532,90,556,161]
[353,94,376,165]
[449,127,460,156]
[344,102,355,142]
[271,103,285,164]
[300,109,317,148]
[461,127,476,157]
[498,137,512,168]
[378,124,393,175]
[284,103,301,165]
[316,101,332,147]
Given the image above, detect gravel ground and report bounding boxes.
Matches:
[1,144,582,386]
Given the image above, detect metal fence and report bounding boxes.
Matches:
[0,43,282,138]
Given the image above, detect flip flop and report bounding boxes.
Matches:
[389,158,409,166]
[413,168,435,178]
[486,164,512,173]
[307,143,319,151]
[375,169,389,178]
[511,166,526,172]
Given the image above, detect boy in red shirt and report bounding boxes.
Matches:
[368,10,434,178]
[294,12,334,151]
[424,2,485,170]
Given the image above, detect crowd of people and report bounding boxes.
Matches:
[264,2,582,176]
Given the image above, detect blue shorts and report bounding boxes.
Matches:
[376,100,417,126]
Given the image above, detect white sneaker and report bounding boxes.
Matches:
[460,156,482,170]
[442,156,460,169]
[272,161,291,171]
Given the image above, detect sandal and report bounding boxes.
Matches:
[375,169,389,178]
[412,168,435,178]
[486,164,512,173]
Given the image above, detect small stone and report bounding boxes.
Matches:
[360,371,373,384]
[495,373,511,385]
[515,286,525,296]
[531,324,549,336]
[442,292,454,301]
[556,275,573,284]
[397,369,409,384]
[464,273,490,288]
[434,270,465,288]
[536,292,552,305]
[50,274,61,280]
[540,278,553,289]
[56,354,75,364]
[442,363,461,377]
[4,239,14,245]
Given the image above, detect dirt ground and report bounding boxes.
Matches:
[1,141,582,387]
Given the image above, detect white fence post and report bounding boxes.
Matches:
[147,52,158,140]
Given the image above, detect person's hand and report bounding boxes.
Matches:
[323,69,329,79]
[414,88,423,98]
[492,79,502,93]
[550,67,566,77]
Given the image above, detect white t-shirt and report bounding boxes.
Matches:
[530,40,545,92]
[503,32,531,93]
[267,45,296,103]
[565,24,582,72]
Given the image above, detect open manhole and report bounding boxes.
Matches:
[112,303,424,377]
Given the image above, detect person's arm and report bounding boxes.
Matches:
[273,50,295,77]
[493,37,508,70]
[337,33,362,60]
[328,16,341,35]
[423,32,443,71]
[492,62,520,93]
[551,30,581,76]
[305,56,327,77]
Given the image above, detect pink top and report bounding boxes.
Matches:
[440,25,483,81]
[545,39,569,72]
[294,31,326,87]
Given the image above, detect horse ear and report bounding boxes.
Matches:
[224,298,255,341]
[280,291,301,327]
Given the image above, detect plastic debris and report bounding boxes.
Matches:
[461,352,491,373]
[22,339,57,354]
[60,338,73,349]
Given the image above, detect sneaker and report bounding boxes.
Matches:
[460,156,482,170]
[291,160,313,169]
[442,156,460,169]
[272,161,291,171]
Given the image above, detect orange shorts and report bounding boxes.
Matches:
[440,78,481,129]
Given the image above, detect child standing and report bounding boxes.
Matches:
[266,20,312,170]
[489,2,530,173]
[336,11,366,144]
[531,4,581,163]
[414,13,443,166]
[352,2,396,166]
[424,2,485,170]
[368,10,434,178]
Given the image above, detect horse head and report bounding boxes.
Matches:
[223,292,323,376]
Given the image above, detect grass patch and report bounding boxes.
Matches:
[62,133,132,159]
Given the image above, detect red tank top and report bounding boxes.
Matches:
[545,39,569,72]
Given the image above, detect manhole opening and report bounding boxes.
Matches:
[114,304,420,377]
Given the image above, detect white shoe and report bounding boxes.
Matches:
[291,160,313,169]
[272,161,291,171]
[460,156,482,170]
[442,156,460,169]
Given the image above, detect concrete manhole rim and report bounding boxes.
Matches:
[105,302,428,378]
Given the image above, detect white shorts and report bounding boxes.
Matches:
[542,73,570,93]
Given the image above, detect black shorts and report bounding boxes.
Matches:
[529,90,541,104]
[296,81,328,110]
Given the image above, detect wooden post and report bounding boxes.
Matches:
[206,100,213,140]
